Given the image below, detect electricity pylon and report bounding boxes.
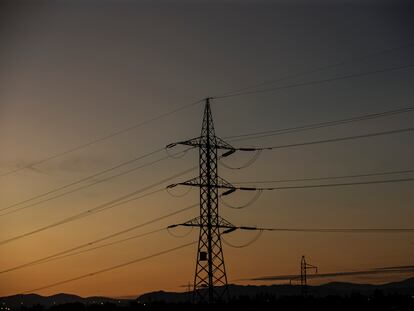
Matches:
[166,97,237,303]
[300,255,318,295]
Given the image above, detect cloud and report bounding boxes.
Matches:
[246,265,414,282]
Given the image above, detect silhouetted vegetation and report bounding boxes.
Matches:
[17,292,414,311]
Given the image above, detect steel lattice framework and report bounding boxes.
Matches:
[166,97,236,303]
[300,255,318,295]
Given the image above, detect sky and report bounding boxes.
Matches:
[1,0,414,298]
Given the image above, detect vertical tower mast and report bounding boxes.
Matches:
[300,255,318,295]
[300,256,307,290]
[195,98,228,302]
[166,97,236,303]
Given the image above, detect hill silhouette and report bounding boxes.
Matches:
[137,277,414,303]
[2,278,414,308]
[0,293,128,309]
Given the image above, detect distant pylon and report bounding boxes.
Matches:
[166,97,236,303]
[300,255,318,295]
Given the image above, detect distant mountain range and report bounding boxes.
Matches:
[137,277,414,303]
[2,278,414,308]
[0,293,129,310]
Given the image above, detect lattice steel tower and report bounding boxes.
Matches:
[300,255,318,295]
[166,97,236,303]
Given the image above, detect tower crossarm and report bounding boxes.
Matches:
[167,176,235,190]
[305,263,318,273]
[168,216,236,232]
[166,136,235,152]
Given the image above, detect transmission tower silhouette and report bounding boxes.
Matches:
[166,97,238,303]
[300,255,318,295]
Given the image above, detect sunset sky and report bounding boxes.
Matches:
[1,0,414,298]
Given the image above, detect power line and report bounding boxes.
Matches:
[40,228,164,264]
[0,147,165,214]
[7,45,414,296]
[232,177,414,192]
[233,126,414,151]
[247,227,414,233]
[222,230,263,248]
[0,188,161,246]
[20,241,197,294]
[0,166,197,246]
[1,228,165,274]
[216,226,414,250]
[0,155,170,217]
[225,105,414,143]
[215,42,414,98]
[3,102,401,216]
[234,168,414,185]
[0,147,193,216]
[213,63,414,100]
[0,204,197,274]
[170,224,414,235]
[166,99,414,302]
[8,128,404,241]
[0,99,204,177]
[3,44,414,179]
[247,266,414,282]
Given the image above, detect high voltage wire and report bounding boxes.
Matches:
[6,102,412,216]
[233,177,414,192]
[225,105,414,142]
[0,148,193,216]
[222,230,264,249]
[0,166,197,246]
[212,63,414,100]
[0,228,165,274]
[0,204,197,274]
[233,168,414,185]
[215,42,414,98]
[0,156,168,217]
[3,44,413,179]
[1,105,410,217]
[13,231,414,294]
[222,226,414,248]
[0,149,163,216]
[39,228,165,266]
[259,228,414,233]
[20,241,197,294]
[246,266,414,282]
[228,225,414,233]
[14,225,413,293]
[0,99,204,178]
[4,103,412,216]
[9,196,411,275]
[3,43,413,296]
[233,126,414,151]
[0,188,161,246]
[170,225,414,235]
